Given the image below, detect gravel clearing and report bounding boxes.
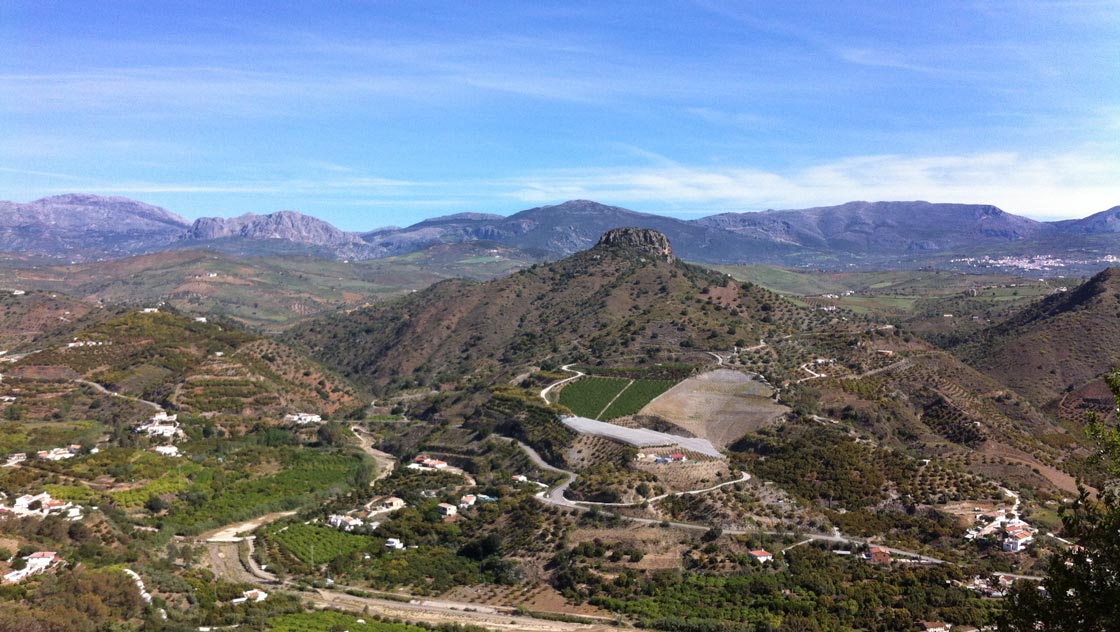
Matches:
[639,369,788,450]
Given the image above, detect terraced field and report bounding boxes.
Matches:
[558,377,676,420]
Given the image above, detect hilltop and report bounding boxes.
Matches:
[287,228,835,393]
[959,267,1120,407]
[7,308,365,420]
[0,289,99,351]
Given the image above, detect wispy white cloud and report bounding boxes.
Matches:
[495,151,1120,218]
[6,151,1117,219]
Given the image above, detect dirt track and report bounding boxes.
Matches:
[305,590,617,632]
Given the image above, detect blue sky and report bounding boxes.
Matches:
[2,1,1118,229]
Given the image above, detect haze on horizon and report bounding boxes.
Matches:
[2,1,1119,230]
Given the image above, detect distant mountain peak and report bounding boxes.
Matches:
[596,227,674,261]
[530,199,636,215]
[182,210,357,246]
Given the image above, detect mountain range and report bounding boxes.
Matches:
[3,193,1120,271]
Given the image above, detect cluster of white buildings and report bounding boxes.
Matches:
[37,446,80,461]
[134,412,183,440]
[327,496,409,532]
[1,491,83,520]
[965,509,1037,553]
[2,551,62,584]
[961,573,1017,598]
[284,413,322,425]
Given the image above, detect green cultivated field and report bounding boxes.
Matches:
[602,379,676,419]
[560,377,676,420]
[169,451,361,533]
[268,612,430,632]
[268,523,369,564]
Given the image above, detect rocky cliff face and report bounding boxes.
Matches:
[0,194,189,260]
[181,211,363,246]
[596,227,674,261]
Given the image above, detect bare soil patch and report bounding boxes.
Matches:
[980,442,1082,495]
[442,584,610,617]
[639,369,788,449]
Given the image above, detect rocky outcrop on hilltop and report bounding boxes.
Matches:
[596,227,674,261]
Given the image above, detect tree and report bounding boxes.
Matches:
[145,495,168,513]
[317,422,351,448]
[1000,372,1120,631]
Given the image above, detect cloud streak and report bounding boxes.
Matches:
[496,152,1120,218]
[5,152,1117,221]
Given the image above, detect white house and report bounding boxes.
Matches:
[385,538,405,550]
[437,503,458,517]
[284,413,322,424]
[152,445,181,458]
[231,589,268,604]
[749,550,774,563]
[135,414,182,439]
[37,448,76,461]
[141,308,159,314]
[1002,529,1034,552]
[6,492,77,519]
[2,551,60,584]
[381,497,406,511]
[328,514,364,531]
[459,494,477,508]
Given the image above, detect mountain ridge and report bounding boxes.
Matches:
[3,193,1120,270]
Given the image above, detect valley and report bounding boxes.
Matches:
[0,226,1116,631]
